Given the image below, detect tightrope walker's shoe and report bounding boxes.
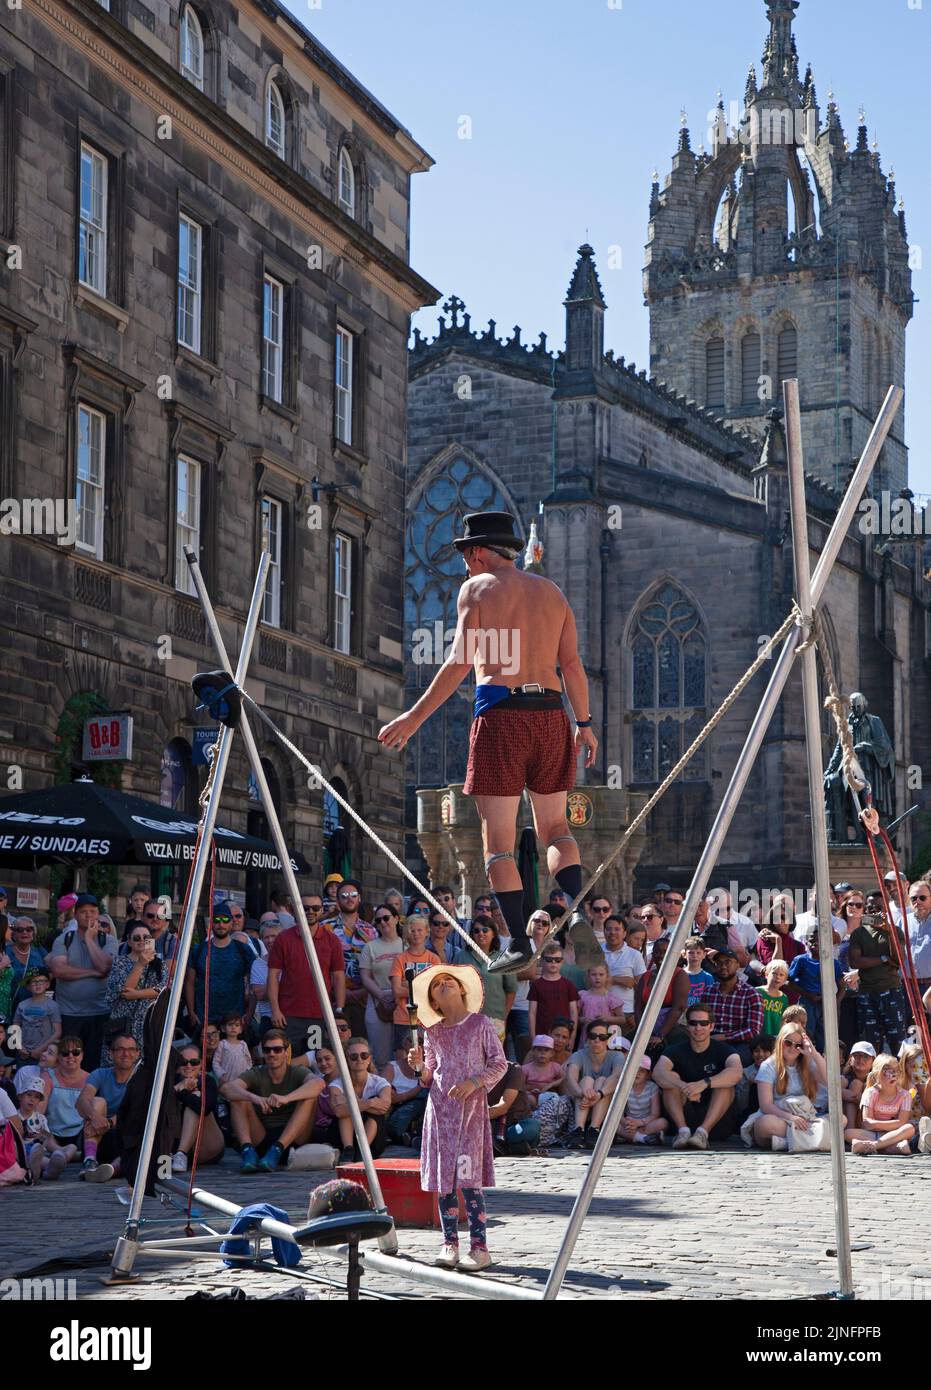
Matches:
[566,912,603,972]
[488,943,533,975]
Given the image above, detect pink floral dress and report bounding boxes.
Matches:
[420,1012,507,1195]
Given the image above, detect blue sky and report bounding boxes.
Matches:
[296,0,929,496]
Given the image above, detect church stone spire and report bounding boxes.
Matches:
[761,0,800,95]
[564,244,606,371]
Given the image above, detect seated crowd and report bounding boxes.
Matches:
[0,871,929,1184]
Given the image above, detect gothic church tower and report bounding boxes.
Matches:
[644,0,912,495]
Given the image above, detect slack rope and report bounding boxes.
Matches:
[239,693,492,967]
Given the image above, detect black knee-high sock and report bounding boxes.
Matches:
[493,888,528,947]
[555,864,582,907]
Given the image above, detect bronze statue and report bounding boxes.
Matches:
[823,692,895,843]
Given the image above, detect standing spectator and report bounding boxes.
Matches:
[212,1013,253,1085]
[13,967,61,1061]
[389,917,441,1054]
[707,888,760,966]
[528,946,580,1046]
[640,904,666,954]
[653,1002,742,1149]
[222,1028,324,1172]
[384,888,405,923]
[76,1030,140,1181]
[661,889,685,933]
[8,917,47,1011]
[634,937,691,1055]
[755,896,805,1000]
[123,885,149,937]
[506,914,546,1061]
[41,1034,88,1152]
[756,959,790,1037]
[359,903,404,1066]
[616,1056,668,1145]
[683,936,715,1007]
[563,1020,626,1149]
[602,916,646,1024]
[578,962,626,1026]
[452,918,516,1044]
[587,895,614,946]
[102,924,163,1065]
[266,904,346,1050]
[786,927,845,1052]
[427,912,458,965]
[692,949,764,1066]
[847,908,910,1054]
[46,895,118,1071]
[431,885,468,935]
[331,880,376,1037]
[323,874,343,909]
[407,965,508,1273]
[183,904,253,1031]
[625,925,648,965]
[329,1036,392,1164]
[249,916,283,1039]
[905,881,931,1003]
[751,1024,829,1150]
[793,886,843,947]
[836,892,867,1048]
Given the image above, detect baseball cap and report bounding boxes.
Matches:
[883,871,898,883]
[14,1068,43,1095]
[653,881,672,894]
[608,1033,632,1052]
[850,1041,877,1058]
[714,947,739,961]
[635,1055,652,1071]
[532,1034,555,1049]
[74,893,99,909]
[213,900,233,922]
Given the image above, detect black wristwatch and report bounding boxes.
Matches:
[576,717,593,729]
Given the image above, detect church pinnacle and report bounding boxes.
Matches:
[761,0,800,95]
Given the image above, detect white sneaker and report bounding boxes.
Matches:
[434,1244,459,1269]
[83,1162,115,1183]
[687,1129,709,1150]
[459,1247,493,1273]
[672,1130,692,1150]
[171,1151,188,1173]
[918,1117,931,1156]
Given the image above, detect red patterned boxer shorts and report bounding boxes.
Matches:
[463,707,577,797]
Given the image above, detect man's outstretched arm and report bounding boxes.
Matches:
[378,581,479,751]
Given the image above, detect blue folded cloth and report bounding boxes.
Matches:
[220,1202,302,1268]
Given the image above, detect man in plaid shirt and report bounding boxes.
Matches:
[692,949,763,1066]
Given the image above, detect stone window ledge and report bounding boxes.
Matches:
[74,284,130,333]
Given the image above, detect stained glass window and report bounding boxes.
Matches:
[629,584,707,783]
[404,457,518,792]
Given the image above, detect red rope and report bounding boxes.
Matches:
[862,821,931,1065]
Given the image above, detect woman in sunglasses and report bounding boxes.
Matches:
[328,1036,392,1165]
[360,904,404,1067]
[101,926,164,1066]
[41,1035,88,1155]
[452,917,517,1045]
[171,1046,225,1172]
[752,1023,829,1151]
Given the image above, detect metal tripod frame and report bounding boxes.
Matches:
[110,550,398,1281]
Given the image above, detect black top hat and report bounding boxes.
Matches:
[452,511,522,553]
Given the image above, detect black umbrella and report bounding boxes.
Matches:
[0,778,310,874]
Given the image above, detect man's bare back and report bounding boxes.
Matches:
[463,567,568,689]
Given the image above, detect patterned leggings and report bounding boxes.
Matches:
[438,1188,487,1248]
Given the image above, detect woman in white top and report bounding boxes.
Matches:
[359,904,404,1067]
[752,1023,830,1150]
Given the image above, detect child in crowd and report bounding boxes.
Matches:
[737,1034,775,1119]
[578,963,626,1025]
[211,1013,253,1085]
[616,1056,667,1145]
[683,937,715,1007]
[549,1020,574,1069]
[521,1035,565,1103]
[16,1080,75,1180]
[12,967,61,1062]
[898,1042,930,1150]
[786,928,845,1052]
[848,1053,915,1155]
[756,960,790,1037]
[781,1003,808,1031]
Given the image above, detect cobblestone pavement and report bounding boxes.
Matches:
[6,1144,931,1301]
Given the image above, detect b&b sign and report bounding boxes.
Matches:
[82,713,134,762]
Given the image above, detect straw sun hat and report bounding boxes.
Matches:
[412,964,484,1028]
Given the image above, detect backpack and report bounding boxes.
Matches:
[63,928,110,952]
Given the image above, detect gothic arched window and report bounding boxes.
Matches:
[404,457,517,801]
[777,324,798,387]
[741,331,761,404]
[630,583,707,784]
[705,337,725,408]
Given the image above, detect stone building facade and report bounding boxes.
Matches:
[0,0,438,916]
[407,1,931,901]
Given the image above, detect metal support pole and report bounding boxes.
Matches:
[183,546,398,1255]
[110,555,270,1279]
[542,385,902,1301]
[784,378,854,1298]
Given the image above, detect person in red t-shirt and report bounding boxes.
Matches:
[267,920,346,1053]
[528,946,579,1048]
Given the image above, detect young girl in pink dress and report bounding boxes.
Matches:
[409,964,507,1272]
[848,1052,916,1155]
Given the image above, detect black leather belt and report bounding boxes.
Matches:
[491,689,564,712]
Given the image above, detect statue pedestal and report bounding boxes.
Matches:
[416,784,649,912]
[827,844,882,892]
